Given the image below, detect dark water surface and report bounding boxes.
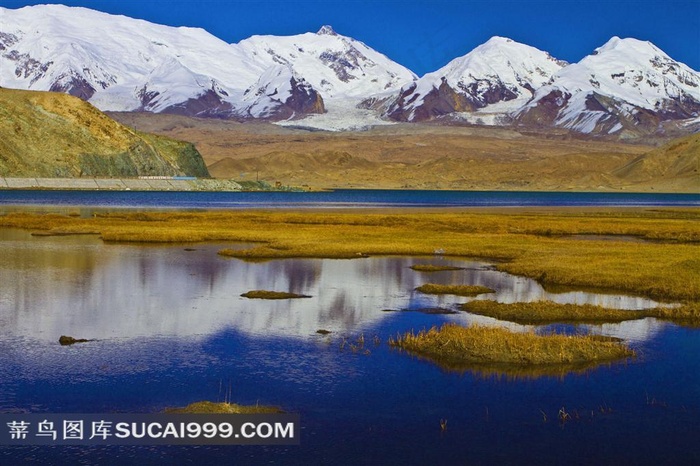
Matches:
[0,189,699,209]
[0,229,698,464]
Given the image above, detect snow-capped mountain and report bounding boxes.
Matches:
[1,5,698,135]
[386,37,566,122]
[515,37,700,134]
[0,5,260,114]
[236,25,417,101]
[0,5,414,119]
[237,65,324,120]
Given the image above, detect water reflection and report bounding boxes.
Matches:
[0,229,669,344]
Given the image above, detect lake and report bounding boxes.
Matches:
[0,228,698,464]
[1,189,699,209]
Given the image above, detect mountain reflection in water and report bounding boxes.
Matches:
[0,229,667,343]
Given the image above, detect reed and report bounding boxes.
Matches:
[410,264,465,272]
[164,401,283,414]
[240,290,311,299]
[389,323,635,368]
[415,283,495,297]
[461,300,654,324]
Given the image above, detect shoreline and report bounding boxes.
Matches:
[0,177,244,191]
[2,178,699,195]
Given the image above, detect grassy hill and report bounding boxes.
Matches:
[0,88,209,178]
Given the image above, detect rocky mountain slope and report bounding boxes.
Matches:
[0,88,209,177]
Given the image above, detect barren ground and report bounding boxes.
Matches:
[109,113,698,192]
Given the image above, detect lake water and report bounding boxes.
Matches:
[0,229,698,464]
[1,189,699,209]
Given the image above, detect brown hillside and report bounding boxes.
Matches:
[613,133,699,191]
[107,112,697,192]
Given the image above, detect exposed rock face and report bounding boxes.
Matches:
[49,73,97,100]
[239,65,325,120]
[287,77,325,114]
[388,79,476,121]
[160,89,234,118]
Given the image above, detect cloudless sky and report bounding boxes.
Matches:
[2,0,699,75]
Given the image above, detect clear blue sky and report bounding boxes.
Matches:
[3,0,699,75]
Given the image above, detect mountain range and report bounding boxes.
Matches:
[1,4,698,136]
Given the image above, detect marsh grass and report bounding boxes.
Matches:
[241,290,311,299]
[410,264,465,272]
[461,301,654,324]
[2,208,699,301]
[164,401,283,414]
[416,283,495,296]
[389,323,635,371]
[651,302,700,324]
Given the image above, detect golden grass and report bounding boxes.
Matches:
[651,302,700,323]
[164,401,283,414]
[410,264,465,272]
[240,290,311,299]
[415,283,495,296]
[1,208,698,303]
[389,323,635,369]
[462,301,653,324]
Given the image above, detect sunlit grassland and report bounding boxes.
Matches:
[409,264,465,272]
[164,401,283,414]
[1,208,698,304]
[415,283,495,296]
[388,323,635,369]
[461,301,654,324]
[241,290,311,299]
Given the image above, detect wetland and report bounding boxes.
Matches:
[0,205,698,464]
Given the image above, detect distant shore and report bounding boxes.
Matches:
[0,177,266,192]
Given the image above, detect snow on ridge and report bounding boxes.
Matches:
[1,4,698,133]
[534,37,699,110]
[234,27,416,100]
[388,36,566,120]
[0,5,414,116]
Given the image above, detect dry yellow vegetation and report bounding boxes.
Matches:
[388,323,635,368]
[164,401,283,414]
[240,290,311,299]
[461,301,652,324]
[461,300,700,325]
[410,264,465,272]
[1,208,698,304]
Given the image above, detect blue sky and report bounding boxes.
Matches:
[3,0,699,75]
